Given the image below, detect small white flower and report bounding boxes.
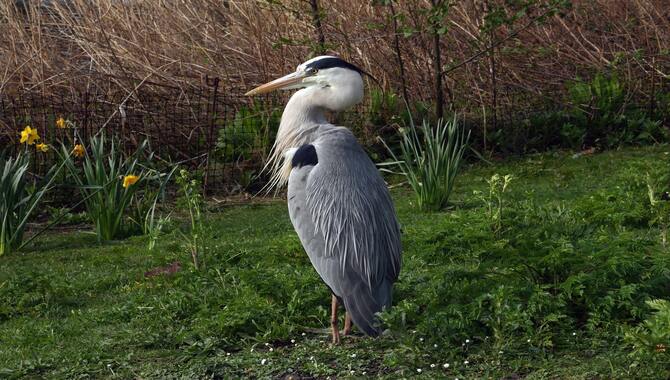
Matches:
[261,359,267,365]
[527,339,531,343]
[412,330,417,334]
[498,351,503,354]
[362,372,367,375]
[302,332,306,336]
[264,343,270,346]
[309,356,314,360]
[572,332,576,336]
[226,352,231,356]
[269,347,274,352]
[430,364,436,368]
[419,337,424,342]
[465,339,470,343]
[417,368,422,373]
[350,370,355,375]
[433,344,438,348]
[291,339,296,344]
[351,353,356,358]
[443,363,450,368]
[106,364,111,368]
[464,360,469,365]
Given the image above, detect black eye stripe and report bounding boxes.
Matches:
[305,57,366,75]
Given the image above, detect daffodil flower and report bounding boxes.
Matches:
[19,126,40,145]
[72,144,85,158]
[36,143,49,152]
[56,117,66,129]
[122,175,139,188]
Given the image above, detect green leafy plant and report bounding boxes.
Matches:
[625,299,670,356]
[367,88,400,126]
[380,116,470,211]
[646,173,670,247]
[176,168,204,269]
[61,133,152,242]
[0,152,61,256]
[563,73,667,149]
[477,173,514,235]
[216,103,281,162]
[45,206,89,226]
[134,166,179,251]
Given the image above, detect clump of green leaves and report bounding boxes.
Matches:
[46,206,89,225]
[216,103,281,162]
[367,88,401,126]
[0,152,61,255]
[176,168,204,269]
[625,299,670,356]
[381,116,470,211]
[61,133,152,242]
[564,73,666,148]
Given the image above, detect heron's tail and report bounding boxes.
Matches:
[343,279,393,336]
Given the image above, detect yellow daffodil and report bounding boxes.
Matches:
[19,126,40,145]
[36,143,49,152]
[72,144,85,158]
[122,175,139,188]
[56,117,66,129]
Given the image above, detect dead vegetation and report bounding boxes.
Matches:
[0,0,667,110]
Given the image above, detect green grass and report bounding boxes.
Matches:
[1,146,669,379]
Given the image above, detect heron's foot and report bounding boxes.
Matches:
[343,312,352,336]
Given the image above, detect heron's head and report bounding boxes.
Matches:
[245,56,370,112]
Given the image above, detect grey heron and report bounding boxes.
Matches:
[245,56,401,343]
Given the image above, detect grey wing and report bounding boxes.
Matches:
[287,128,401,335]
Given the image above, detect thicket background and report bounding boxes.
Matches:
[1,0,669,189]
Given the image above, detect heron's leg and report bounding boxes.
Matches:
[343,312,352,335]
[330,294,340,344]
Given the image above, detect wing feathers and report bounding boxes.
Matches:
[304,128,401,287]
[287,126,401,336]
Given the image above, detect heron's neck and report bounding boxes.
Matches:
[265,89,328,189]
[277,89,328,148]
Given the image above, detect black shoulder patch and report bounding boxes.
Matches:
[305,57,369,76]
[291,144,318,169]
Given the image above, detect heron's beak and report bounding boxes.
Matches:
[245,71,307,96]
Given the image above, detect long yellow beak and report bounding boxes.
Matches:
[245,72,306,96]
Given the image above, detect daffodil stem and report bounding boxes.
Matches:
[18,175,114,251]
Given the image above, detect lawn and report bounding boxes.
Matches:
[1,146,669,379]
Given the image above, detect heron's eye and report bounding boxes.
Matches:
[307,67,318,75]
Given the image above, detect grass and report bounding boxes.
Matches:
[1,145,669,379]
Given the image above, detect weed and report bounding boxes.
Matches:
[625,299,670,357]
[475,173,514,235]
[45,206,89,225]
[176,168,204,269]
